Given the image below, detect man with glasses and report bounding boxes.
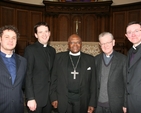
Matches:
[95,32,126,113]
[124,21,141,113]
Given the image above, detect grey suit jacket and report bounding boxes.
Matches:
[0,53,27,113]
[95,51,126,113]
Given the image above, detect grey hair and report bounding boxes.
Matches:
[98,32,114,41]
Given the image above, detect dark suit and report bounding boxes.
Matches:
[95,51,126,113]
[126,46,141,113]
[50,51,96,113]
[0,53,27,113]
[24,41,56,110]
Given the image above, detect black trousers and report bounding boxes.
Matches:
[65,100,80,113]
[95,106,112,113]
[27,100,52,113]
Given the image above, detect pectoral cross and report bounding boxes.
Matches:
[71,69,79,79]
[74,20,81,34]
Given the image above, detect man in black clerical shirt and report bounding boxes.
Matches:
[124,21,141,113]
[50,34,96,113]
[24,22,56,113]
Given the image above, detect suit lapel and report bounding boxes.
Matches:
[108,54,118,79]
[79,54,84,85]
[62,52,69,83]
[97,54,103,84]
[128,48,141,69]
[0,56,10,76]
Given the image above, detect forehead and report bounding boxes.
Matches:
[69,36,81,41]
[37,25,49,31]
[99,34,112,42]
[126,24,141,31]
[2,30,16,36]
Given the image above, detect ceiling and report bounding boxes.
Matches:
[11,0,141,6]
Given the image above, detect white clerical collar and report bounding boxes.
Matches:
[133,42,141,50]
[6,54,13,58]
[43,44,47,47]
[69,51,80,56]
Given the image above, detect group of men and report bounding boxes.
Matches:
[0,21,141,113]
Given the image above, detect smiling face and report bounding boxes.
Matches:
[99,33,115,56]
[68,34,82,53]
[35,25,50,45]
[125,24,141,46]
[0,30,17,54]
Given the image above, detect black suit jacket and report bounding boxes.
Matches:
[50,51,96,113]
[126,46,141,113]
[24,41,56,107]
[95,51,126,113]
[0,53,27,113]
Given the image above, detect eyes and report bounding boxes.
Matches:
[4,35,16,40]
[100,41,113,46]
[127,29,141,35]
[38,30,50,34]
[69,42,81,45]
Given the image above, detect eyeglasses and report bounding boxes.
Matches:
[126,29,141,35]
[100,41,113,46]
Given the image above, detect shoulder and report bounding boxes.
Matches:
[95,53,102,59]
[25,42,38,51]
[57,51,68,57]
[81,52,93,57]
[15,54,27,62]
[47,45,56,52]
[114,51,126,59]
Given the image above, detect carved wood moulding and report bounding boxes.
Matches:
[43,1,113,14]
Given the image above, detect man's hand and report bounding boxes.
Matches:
[52,100,58,108]
[27,100,37,111]
[87,106,94,113]
[123,107,127,113]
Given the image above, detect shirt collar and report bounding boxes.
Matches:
[69,51,80,56]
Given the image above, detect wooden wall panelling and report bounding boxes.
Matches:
[127,10,141,22]
[16,9,29,40]
[111,11,127,54]
[0,6,16,26]
[83,14,98,41]
[112,11,127,40]
[43,1,113,41]
[58,14,70,41]
[71,14,82,38]
[30,11,43,43]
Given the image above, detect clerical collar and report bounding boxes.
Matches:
[43,44,47,47]
[104,52,113,58]
[37,41,47,47]
[69,51,80,56]
[0,51,13,58]
[133,42,141,50]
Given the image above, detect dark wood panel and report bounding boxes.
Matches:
[83,14,98,41]
[17,9,29,39]
[58,14,70,41]
[127,10,141,23]
[30,11,43,42]
[112,12,126,39]
[0,7,15,26]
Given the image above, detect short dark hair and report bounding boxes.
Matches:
[127,21,141,27]
[0,25,20,38]
[34,22,50,33]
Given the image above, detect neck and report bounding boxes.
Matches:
[1,49,14,55]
